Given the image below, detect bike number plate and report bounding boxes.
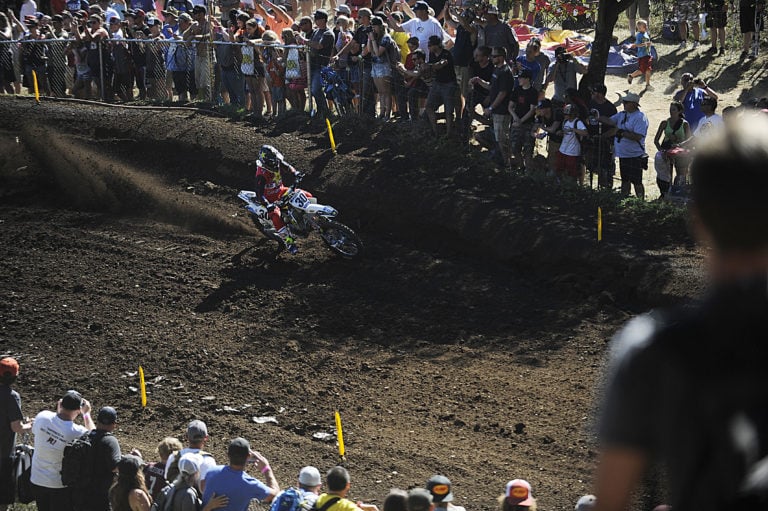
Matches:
[290,192,310,209]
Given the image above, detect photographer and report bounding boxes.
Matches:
[545,46,586,104]
[598,92,649,199]
[673,72,719,131]
[586,84,618,190]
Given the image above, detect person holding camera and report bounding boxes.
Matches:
[673,72,719,132]
[545,46,586,104]
[598,92,649,199]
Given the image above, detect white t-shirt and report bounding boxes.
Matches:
[693,113,724,137]
[559,118,586,157]
[401,16,448,52]
[165,447,217,483]
[31,410,89,489]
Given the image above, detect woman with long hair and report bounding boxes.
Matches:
[282,27,307,112]
[653,100,692,198]
[167,453,228,511]
[110,455,152,511]
[363,17,394,120]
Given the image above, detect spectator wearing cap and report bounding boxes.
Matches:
[673,73,719,131]
[110,454,152,511]
[500,479,536,511]
[692,95,723,137]
[473,45,513,165]
[165,420,217,493]
[426,475,465,511]
[532,98,562,173]
[334,7,374,114]
[508,67,538,171]
[363,15,395,119]
[130,0,156,16]
[30,390,95,511]
[239,16,267,118]
[183,5,215,100]
[599,92,649,199]
[585,83,617,189]
[167,453,229,511]
[544,46,586,105]
[252,0,294,41]
[75,406,123,511]
[514,38,541,92]
[554,103,588,183]
[269,466,322,511]
[477,4,516,64]
[202,437,280,511]
[442,6,476,125]
[387,1,451,54]
[424,34,456,136]
[0,358,32,511]
[574,494,596,511]
[407,488,433,511]
[168,11,196,101]
[302,9,334,116]
[96,0,121,25]
[19,15,51,95]
[74,12,111,99]
[313,466,379,511]
[20,0,37,22]
[142,436,183,501]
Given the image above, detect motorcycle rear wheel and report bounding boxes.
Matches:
[319,220,363,259]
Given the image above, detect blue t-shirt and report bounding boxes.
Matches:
[515,55,541,84]
[202,465,272,511]
[681,87,705,129]
[635,31,650,58]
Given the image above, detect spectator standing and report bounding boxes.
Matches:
[110,454,151,511]
[515,38,541,91]
[652,100,691,197]
[703,0,727,55]
[295,466,322,507]
[313,466,379,511]
[20,18,49,95]
[467,45,492,120]
[169,453,229,511]
[263,30,286,117]
[675,0,701,49]
[593,114,768,511]
[364,15,394,120]
[532,98,563,173]
[76,406,122,511]
[168,12,196,101]
[201,437,279,511]
[475,45,513,165]
[508,68,538,171]
[624,0,650,38]
[304,9,335,116]
[282,27,307,111]
[692,95,723,136]
[626,19,653,90]
[426,475,465,511]
[477,4,517,62]
[183,5,215,101]
[545,47,586,104]
[146,17,169,100]
[586,84,618,189]
[555,103,588,183]
[396,45,429,121]
[0,14,17,95]
[240,18,267,117]
[739,0,762,58]
[673,73,718,130]
[383,489,408,511]
[406,489,432,511]
[445,7,476,123]
[424,34,456,136]
[0,357,32,511]
[143,437,183,502]
[31,390,96,511]
[499,480,535,511]
[165,420,216,494]
[600,92,649,199]
[387,1,449,54]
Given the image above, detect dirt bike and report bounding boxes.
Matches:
[237,177,363,259]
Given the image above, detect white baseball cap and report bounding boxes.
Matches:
[298,466,321,486]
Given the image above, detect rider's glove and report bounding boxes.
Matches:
[266,203,276,213]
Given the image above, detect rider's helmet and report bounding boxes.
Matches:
[258,145,284,172]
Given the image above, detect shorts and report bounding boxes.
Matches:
[626,0,650,20]
[675,0,700,23]
[271,86,285,101]
[555,151,581,178]
[371,62,391,79]
[740,0,763,33]
[706,9,727,28]
[426,80,457,113]
[454,65,470,96]
[619,156,644,184]
[509,122,534,157]
[492,113,512,150]
[637,55,653,73]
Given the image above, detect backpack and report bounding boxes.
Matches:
[384,36,401,69]
[13,443,34,504]
[165,451,213,484]
[60,432,95,488]
[270,487,307,511]
[149,483,178,511]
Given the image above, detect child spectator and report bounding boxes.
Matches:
[395,37,427,121]
[263,30,286,117]
[143,436,183,502]
[627,19,652,90]
[555,103,588,183]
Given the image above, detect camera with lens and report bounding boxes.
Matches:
[557,52,572,62]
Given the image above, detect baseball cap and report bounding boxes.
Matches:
[426,475,453,503]
[619,92,641,104]
[134,8,146,17]
[314,8,328,19]
[485,4,498,14]
[192,5,206,14]
[0,357,19,377]
[147,17,162,26]
[370,16,383,26]
[335,4,351,15]
[413,1,429,10]
[227,437,250,458]
[575,495,597,511]
[407,488,433,511]
[61,390,83,410]
[97,406,118,425]
[179,452,203,475]
[187,419,208,441]
[563,103,576,115]
[505,479,534,506]
[298,466,322,486]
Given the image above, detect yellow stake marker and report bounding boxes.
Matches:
[32,70,40,104]
[326,118,337,154]
[597,207,602,242]
[139,366,147,407]
[335,410,345,460]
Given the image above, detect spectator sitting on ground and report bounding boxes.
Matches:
[673,73,718,131]
[201,437,279,511]
[314,466,379,511]
[165,420,216,493]
[426,475,465,511]
[143,436,183,501]
[499,480,536,511]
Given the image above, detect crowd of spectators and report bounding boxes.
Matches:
[0,0,765,196]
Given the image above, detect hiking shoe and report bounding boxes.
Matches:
[692,40,700,48]
[706,45,717,53]
[644,84,654,91]
[627,73,633,84]
[718,47,725,56]
[740,50,749,59]
[678,40,687,49]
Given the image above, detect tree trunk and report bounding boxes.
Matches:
[579,0,636,97]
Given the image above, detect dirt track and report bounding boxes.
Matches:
[0,97,705,510]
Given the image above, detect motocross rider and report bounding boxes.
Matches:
[254,145,312,255]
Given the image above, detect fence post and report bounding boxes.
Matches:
[306,46,313,114]
[98,39,105,101]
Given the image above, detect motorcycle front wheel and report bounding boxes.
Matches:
[319,220,363,259]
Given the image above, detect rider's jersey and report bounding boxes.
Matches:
[254,160,298,203]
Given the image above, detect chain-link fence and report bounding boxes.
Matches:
[0,38,324,115]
